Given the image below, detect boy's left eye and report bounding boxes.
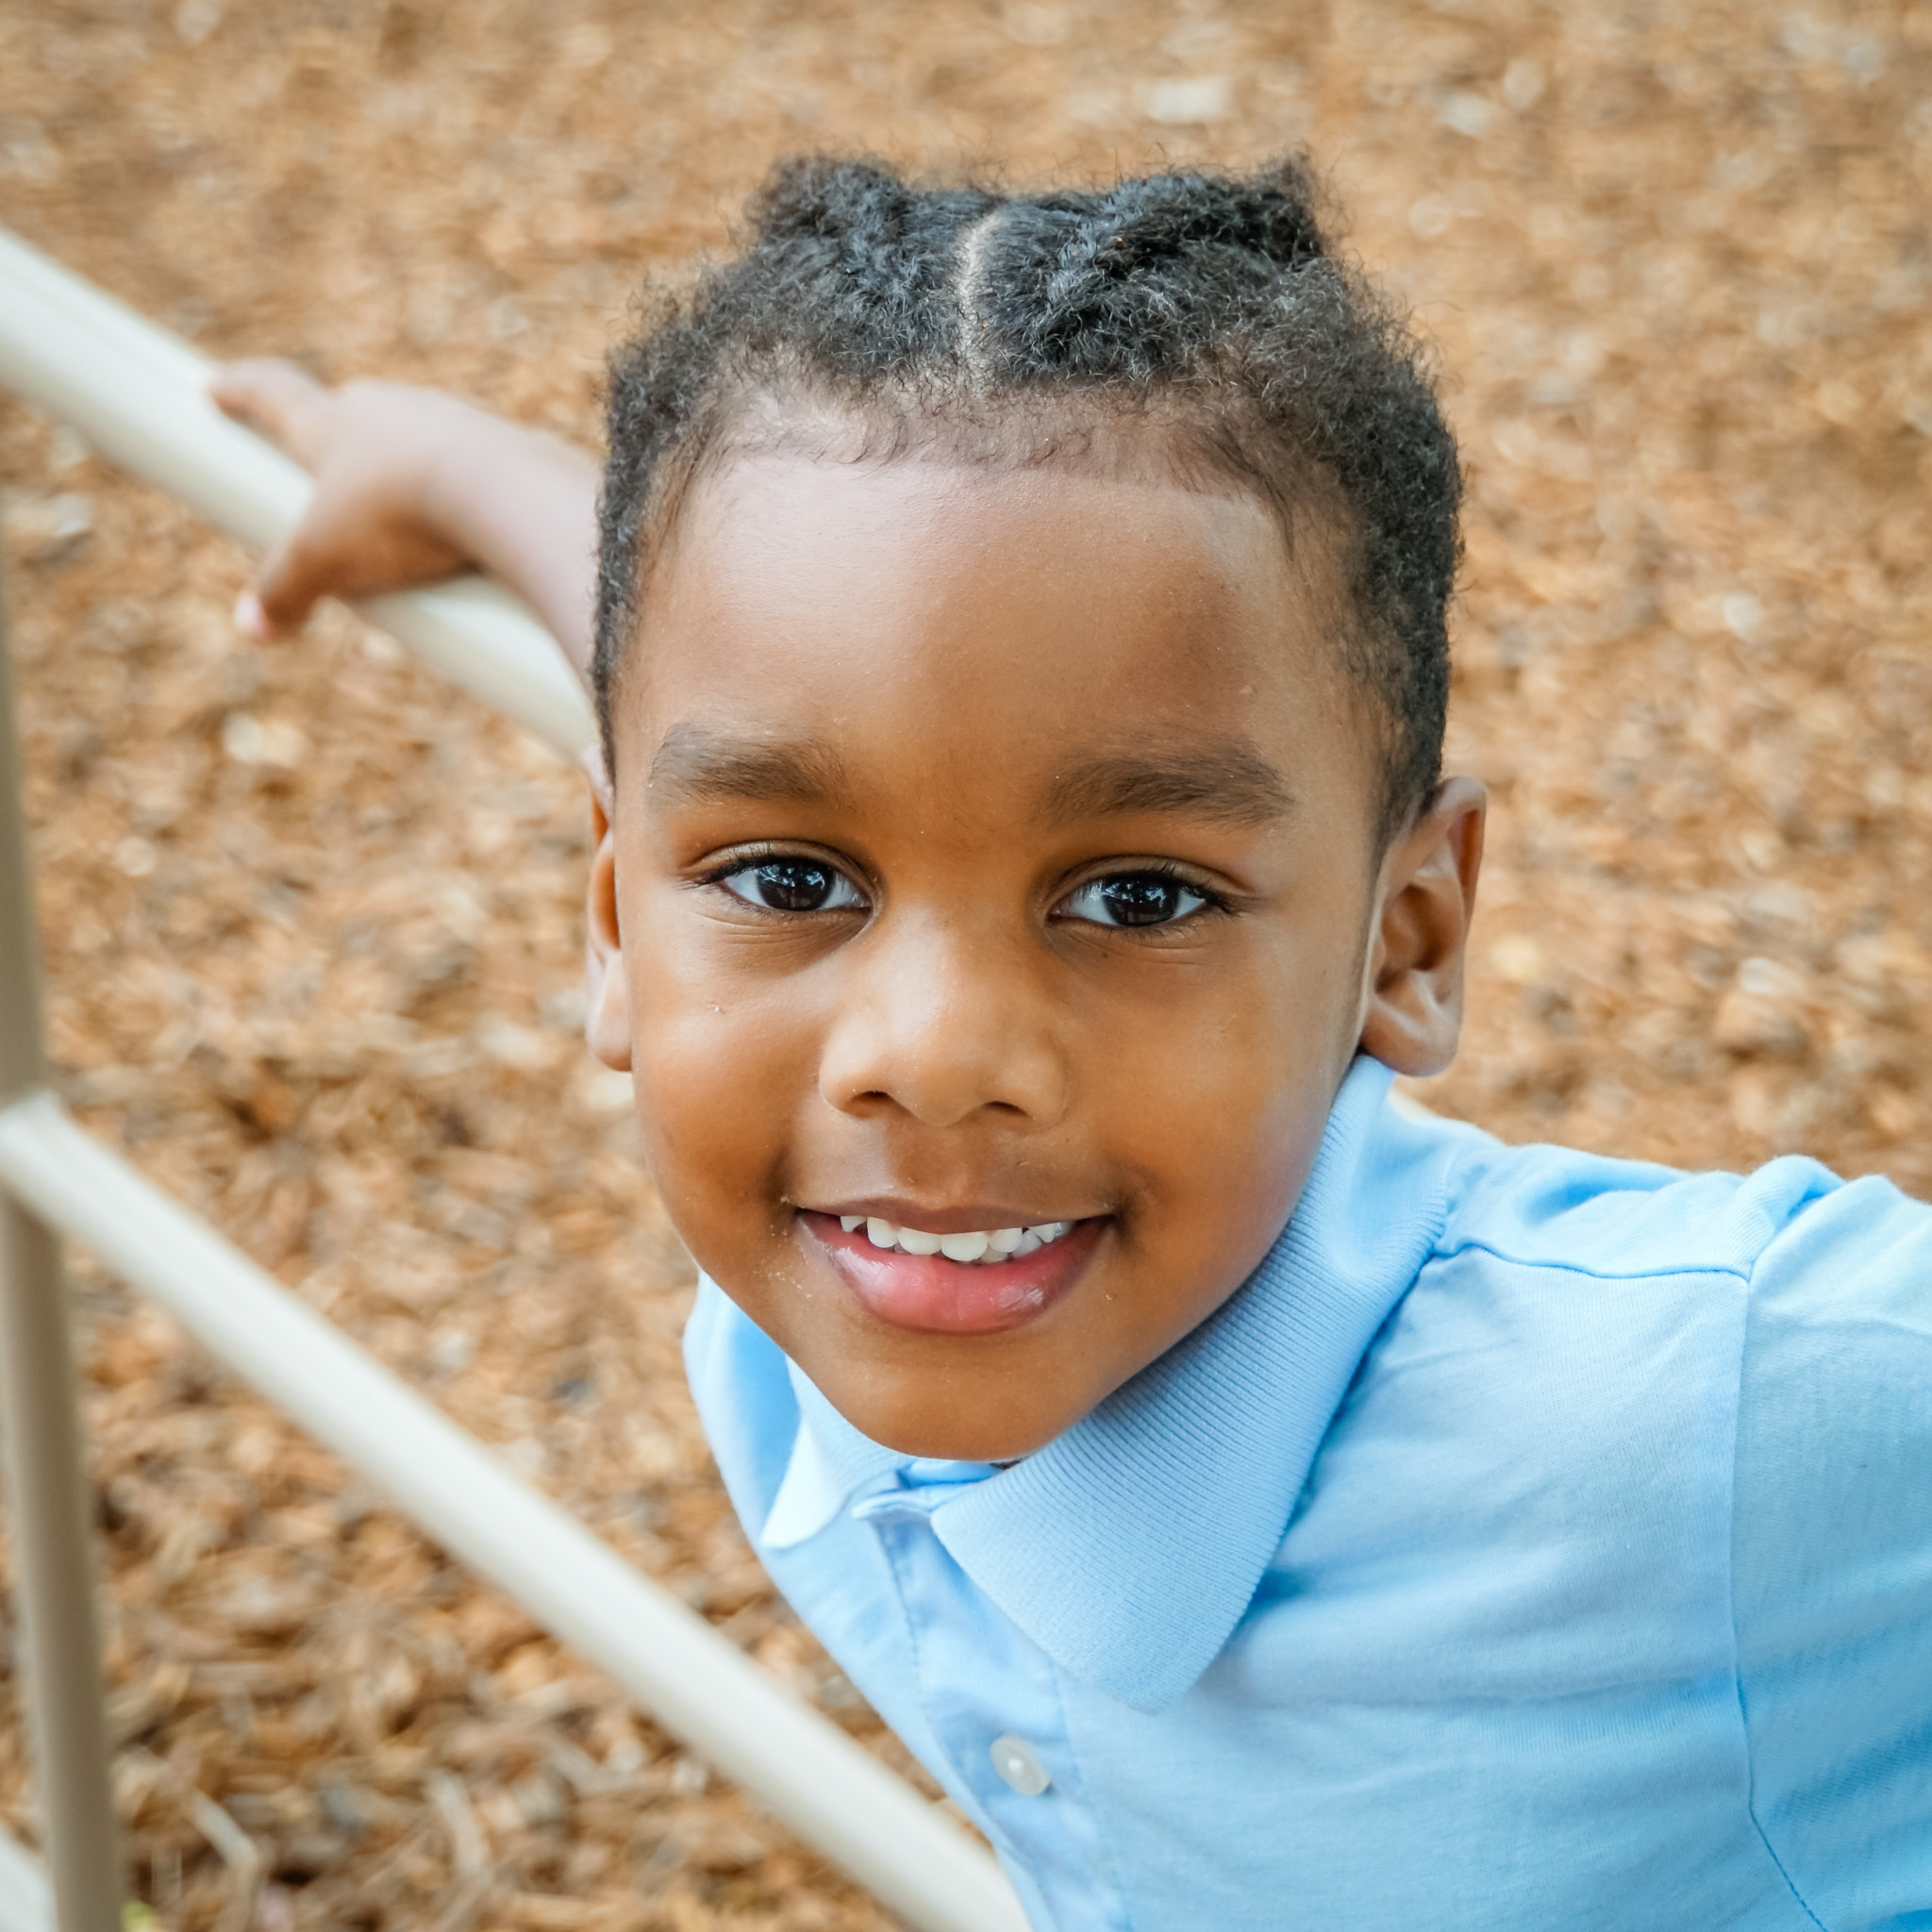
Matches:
[1058,872,1209,928]
[719,859,868,913]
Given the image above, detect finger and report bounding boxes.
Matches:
[237,530,331,639]
[208,359,334,471]
[232,590,274,641]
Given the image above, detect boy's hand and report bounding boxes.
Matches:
[211,362,479,639]
[210,361,600,676]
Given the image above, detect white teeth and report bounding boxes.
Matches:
[843,1214,1078,1264]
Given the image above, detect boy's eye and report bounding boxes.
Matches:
[1059,872,1208,928]
[719,859,867,913]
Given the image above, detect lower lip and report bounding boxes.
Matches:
[799,1212,1105,1336]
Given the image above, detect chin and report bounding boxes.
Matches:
[824,1372,1072,1464]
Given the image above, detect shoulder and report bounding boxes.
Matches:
[1438,1131,1842,1283]
[1283,1140,1783,1692]
[1728,1173,1932,1924]
[1731,1165,1932,1596]
[1422,1132,1932,1525]
[1433,1134,1932,1921]
[1730,1167,1932,1614]
[1431,1126,1932,1436]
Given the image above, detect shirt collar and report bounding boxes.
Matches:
[759,1058,1470,1713]
[761,1358,904,1547]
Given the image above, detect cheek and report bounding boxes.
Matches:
[1095,918,1359,1132]
[1089,923,1362,1266]
[619,899,823,1231]
[1117,1024,1321,1252]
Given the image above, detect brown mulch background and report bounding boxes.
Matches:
[1,2,1928,1925]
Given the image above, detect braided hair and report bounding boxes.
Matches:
[596,154,1461,841]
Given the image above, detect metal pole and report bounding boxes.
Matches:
[0,225,595,761]
[0,567,124,1931]
[0,1096,1030,1932]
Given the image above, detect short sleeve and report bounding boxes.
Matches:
[1732,1172,1932,1929]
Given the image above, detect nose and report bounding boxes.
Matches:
[818,912,1069,1129]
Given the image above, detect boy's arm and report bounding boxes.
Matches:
[1732,1172,1932,1921]
[209,362,601,683]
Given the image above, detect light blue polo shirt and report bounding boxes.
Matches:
[684,1057,1932,1930]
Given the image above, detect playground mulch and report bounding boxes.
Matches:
[2,2,1929,1925]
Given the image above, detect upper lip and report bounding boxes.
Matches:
[803,1199,1096,1235]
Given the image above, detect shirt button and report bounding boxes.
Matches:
[989,1733,1052,1797]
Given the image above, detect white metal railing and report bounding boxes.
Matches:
[0,226,1029,1932]
[0,1838,49,1930]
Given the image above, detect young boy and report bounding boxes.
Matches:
[213,158,1932,1930]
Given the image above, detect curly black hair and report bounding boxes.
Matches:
[596,153,1461,841]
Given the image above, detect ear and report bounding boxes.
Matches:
[1357,776,1486,1079]
[580,747,633,1072]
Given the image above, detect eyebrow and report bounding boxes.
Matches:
[646,724,1293,827]
[1044,743,1296,828]
[647,724,849,808]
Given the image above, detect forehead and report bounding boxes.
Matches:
[619,452,1370,814]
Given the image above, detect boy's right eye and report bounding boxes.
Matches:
[718,859,868,913]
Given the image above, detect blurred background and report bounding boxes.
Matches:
[0,1,1927,1924]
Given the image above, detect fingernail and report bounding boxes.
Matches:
[233,590,269,639]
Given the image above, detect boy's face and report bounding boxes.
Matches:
[589,449,1482,1459]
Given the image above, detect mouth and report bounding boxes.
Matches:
[798,1208,1106,1336]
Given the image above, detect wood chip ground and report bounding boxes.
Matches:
[1,2,1928,1925]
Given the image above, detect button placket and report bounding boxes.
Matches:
[854,1486,1128,1928]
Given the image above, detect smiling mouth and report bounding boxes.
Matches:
[839,1212,1077,1265]
[798,1209,1104,1336]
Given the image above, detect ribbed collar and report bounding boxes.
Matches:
[761,1058,1467,1713]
